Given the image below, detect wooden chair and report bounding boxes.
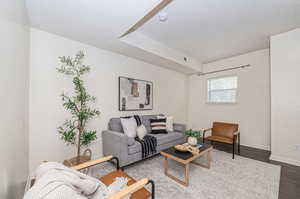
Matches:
[202,122,240,159]
[29,156,155,199]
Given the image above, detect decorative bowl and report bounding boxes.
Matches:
[175,145,189,152]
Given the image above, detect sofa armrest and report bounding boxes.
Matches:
[102,130,129,167]
[103,130,128,143]
[173,123,186,133]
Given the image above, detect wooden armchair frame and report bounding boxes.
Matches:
[203,127,240,159]
[72,155,155,199]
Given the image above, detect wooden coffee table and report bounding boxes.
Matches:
[160,143,213,186]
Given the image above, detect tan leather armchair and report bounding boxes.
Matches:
[203,122,240,159]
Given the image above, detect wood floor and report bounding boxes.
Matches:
[212,142,300,199]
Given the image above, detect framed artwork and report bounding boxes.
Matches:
[119,76,153,111]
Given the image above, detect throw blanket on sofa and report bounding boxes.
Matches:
[23,162,130,199]
[133,115,158,159]
[135,135,157,159]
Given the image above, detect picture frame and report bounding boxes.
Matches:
[118,76,153,111]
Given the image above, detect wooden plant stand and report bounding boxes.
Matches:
[63,149,92,168]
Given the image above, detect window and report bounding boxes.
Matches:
[207,75,238,103]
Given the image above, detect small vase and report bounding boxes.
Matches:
[188,137,198,146]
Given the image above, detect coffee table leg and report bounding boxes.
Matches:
[164,157,190,186]
[207,150,212,168]
[185,163,190,186]
[191,150,212,169]
[164,156,168,175]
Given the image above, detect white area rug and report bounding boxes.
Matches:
[91,150,281,199]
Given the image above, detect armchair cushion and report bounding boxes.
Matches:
[99,170,150,199]
[212,122,238,139]
[206,136,233,144]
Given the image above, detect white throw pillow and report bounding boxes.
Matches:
[157,115,174,131]
[136,124,147,140]
[120,117,137,138]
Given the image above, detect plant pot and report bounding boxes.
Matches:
[63,155,91,167]
[63,149,92,167]
[188,137,198,146]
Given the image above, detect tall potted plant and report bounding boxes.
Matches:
[57,51,100,166]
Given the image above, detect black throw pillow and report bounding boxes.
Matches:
[150,118,168,134]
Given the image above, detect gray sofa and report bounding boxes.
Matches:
[102,114,186,167]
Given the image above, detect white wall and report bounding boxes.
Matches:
[270,28,300,166]
[188,49,271,150]
[0,0,29,198]
[29,28,188,171]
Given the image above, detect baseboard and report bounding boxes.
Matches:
[270,154,300,167]
[241,143,270,151]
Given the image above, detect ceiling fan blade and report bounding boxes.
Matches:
[120,0,173,38]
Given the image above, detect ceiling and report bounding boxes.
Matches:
[25,0,160,52]
[26,0,300,73]
[140,0,300,63]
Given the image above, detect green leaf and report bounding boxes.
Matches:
[183,129,201,138]
[80,131,97,146]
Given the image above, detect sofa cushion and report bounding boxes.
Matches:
[136,125,147,140]
[141,114,163,133]
[150,131,184,146]
[120,117,137,138]
[128,141,142,155]
[157,115,174,131]
[128,137,135,146]
[150,118,167,134]
[173,123,186,133]
[108,118,123,133]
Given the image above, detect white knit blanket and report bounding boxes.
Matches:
[23,162,130,199]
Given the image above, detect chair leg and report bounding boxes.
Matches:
[238,134,241,155]
[147,180,155,199]
[232,142,235,159]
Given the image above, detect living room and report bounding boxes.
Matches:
[1,0,300,199]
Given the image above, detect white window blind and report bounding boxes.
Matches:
[207,76,238,103]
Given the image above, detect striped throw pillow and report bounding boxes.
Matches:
[150,118,168,134]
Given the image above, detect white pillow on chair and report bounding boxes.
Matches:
[120,117,137,138]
